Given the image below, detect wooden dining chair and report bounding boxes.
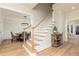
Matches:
[10,32,19,42]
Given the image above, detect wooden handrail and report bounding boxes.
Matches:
[24,25,31,30]
[31,27,35,52]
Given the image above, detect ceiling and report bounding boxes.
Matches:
[18,3,38,9]
[53,3,79,13]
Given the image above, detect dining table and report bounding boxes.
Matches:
[15,32,24,41]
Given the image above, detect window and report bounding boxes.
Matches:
[76,26,79,35]
[71,25,73,33]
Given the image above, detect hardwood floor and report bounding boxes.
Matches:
[37,38,79,56]
[0,37,79,56]
[0,39,29,56]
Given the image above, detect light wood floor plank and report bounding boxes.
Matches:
[0,38,79,56]
[37,38,79,56]
[0,40,29,56]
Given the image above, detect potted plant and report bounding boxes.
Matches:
[53,26,58,33]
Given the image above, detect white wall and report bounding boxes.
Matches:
[4,17,23,39]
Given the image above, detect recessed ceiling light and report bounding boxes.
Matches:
[72,7,75,10]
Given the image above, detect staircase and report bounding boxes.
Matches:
[33,14,53,51]
[23,14,54,55]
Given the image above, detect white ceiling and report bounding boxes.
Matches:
[18,3,38,9]
[53,3,79,13]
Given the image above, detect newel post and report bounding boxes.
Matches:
[32,27,36,52]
